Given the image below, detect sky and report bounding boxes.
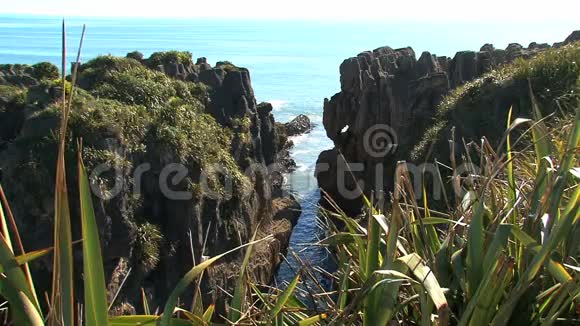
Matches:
[1,0,580,22]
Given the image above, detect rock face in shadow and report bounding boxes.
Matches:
[316,31,579,215]
[0,54,301,315]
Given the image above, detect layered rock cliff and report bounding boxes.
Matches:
[0,52,301,314]
[317,31,580,215]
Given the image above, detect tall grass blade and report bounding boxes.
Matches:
[202,304,215,324]
[160,237,271,326]
[0,275,44,326]
[141,288,150,315]
[364,163,406,326]
[0,185,41,312]
[492,185,580,325]
[364,193,382,325]
[0,236,42,320]
[49,19,75,326]
[0,188,14,253]
[505,106,518,227]
[228,227,259,323]
[78,144,110,326]
[269,273,300,321]
[297,313,327,325]
[337,251,350,311]
[466,197,485,297]
[398,253,449,325]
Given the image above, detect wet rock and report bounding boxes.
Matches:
[284,114,314,137]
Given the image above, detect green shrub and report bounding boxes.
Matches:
[145,51,193,68]
[0,84,27,105]
[126,50,144,62]
[30,62,60,80]
[92,67,176,110]
[216,60,240,72]
[77,55,143,89]
[150,102,247,196]
[134,222,163,272]
[0,85,28,140]
[69,97,151,153]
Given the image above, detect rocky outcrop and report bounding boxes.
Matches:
[0,54,301,315]
[317,31,580,215]
[284,114,314,137]
[563,31,580,45]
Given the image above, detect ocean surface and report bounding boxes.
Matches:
[1,15,577,284]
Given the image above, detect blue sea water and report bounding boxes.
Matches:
[0,15,577,284]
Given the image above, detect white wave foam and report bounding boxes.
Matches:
[269,100,287,111]
[289,133,309,145]
[291,149,317,156]
[309,114,323,123]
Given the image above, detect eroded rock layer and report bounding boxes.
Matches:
[317,31,580,215]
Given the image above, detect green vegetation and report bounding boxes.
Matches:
[93,67,177,110]
[412,42,580,161]
[216,61,241,72]
[145,50,194,68]
[125,51,144,62]
[134,222,163,272]
[0,85,27,141]
[77,55,143,89]
[2,48,244,202]
[0,84,27,105]
[314,106,579,325]
[30,62,60,80]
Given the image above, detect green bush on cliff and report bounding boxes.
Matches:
[134,222,163,272]
[151,102,247,196]
[411,42,580,160]
[216,60,241,72]
[0,85,38,141]
[90,63,208,111]
[30,62,60,80]
[77,55,143,88]
[146,50,193,68]
[93,67,176,110]
[126,50,144,62]
[0,84,27,106]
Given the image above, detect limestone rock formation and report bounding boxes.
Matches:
[0,53,301,315]
[317,30,580,215]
